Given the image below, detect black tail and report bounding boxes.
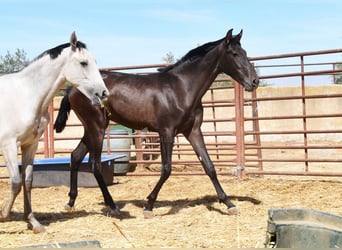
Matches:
[54,88,72,133]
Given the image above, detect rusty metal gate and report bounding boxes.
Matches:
[1,48,342,178]
[245,49,342,177]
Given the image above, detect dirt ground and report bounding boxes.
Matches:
[0,166,341,248]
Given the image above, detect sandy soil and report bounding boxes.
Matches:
[0,170,341,248]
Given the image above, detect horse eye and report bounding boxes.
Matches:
[80,61,88,67]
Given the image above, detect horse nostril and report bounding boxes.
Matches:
[102,90,108,98]
[253,79,259,86]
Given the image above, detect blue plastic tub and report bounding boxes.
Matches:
[24,154,126,187]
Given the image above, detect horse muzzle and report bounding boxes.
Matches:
[94,90,109,106]
[252,78,259,88]
[245,78,259,92]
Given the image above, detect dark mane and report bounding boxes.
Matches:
[33,41,87,61]
[160,37,225,72]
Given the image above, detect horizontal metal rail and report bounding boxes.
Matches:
[1,48,341,179]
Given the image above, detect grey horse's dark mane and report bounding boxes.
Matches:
[33,41,87,61]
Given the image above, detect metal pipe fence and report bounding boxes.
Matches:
[243,48,342,177]
[1,48,342,178]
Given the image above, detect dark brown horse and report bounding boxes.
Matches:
[54,29,259,217]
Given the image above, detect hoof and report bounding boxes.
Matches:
[227,206,238,215]
[64,204,74,211]
[0,210,9,221]
[143,209,154,219]
[27,223,46,234]
[33,225,46,234]
[107,207,121,217]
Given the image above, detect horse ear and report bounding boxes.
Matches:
[70,31,77,51]
[236,29,243,41]
[225,29,233,45]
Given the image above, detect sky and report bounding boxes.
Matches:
[0,0,341,81]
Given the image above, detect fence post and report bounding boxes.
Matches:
[251,88,263,173]
[43,128,49,158]
[48,101,55,158]
[300,55,309,172]
[234,81,246,179]
[135,130,144,169]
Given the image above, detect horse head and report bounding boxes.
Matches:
[62,32,109,105]
[218,29,259,91]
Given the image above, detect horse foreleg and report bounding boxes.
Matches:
[144,133,174,218]
[67,140,88,210]
[1,141,22,219]
[185,128,237,214]
[90,150,120,216]
[21,143,45,233]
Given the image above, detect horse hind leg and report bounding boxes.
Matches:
[22,163,44,233]
[0,141,22,220]
[184,128,237,215]
[21,143,45,233]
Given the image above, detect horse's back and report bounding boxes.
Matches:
[102,72,190,131]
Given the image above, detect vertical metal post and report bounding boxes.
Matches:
[175,134,181,161]
[333,63,336,84]
[48,102,55,157]
[234,81,246,179]
[43,128,49,158]
[105,126,111,153]
[43,101,54,158]
[135,130,144,169]
[210,88,219,160]
[251,88,263,173]
[300,56,309,172]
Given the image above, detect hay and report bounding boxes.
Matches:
[0,172,341,248]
